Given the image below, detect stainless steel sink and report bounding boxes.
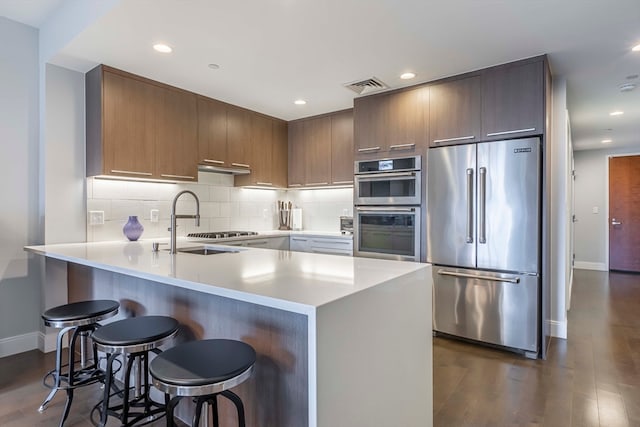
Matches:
[173,246,240,255]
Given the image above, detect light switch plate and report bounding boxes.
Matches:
[89,210,104,225]
[150,209,160,223]
[592,206,599,214]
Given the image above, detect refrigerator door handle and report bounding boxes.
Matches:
[466,168,474,243]
[437,269,520,284]
[479,167,487,244]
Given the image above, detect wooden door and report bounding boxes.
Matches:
[249,114,273,185]
[197,97,227,166]
[102,71,158,177]
[609,156,640,272]
[304,116,331,186]
[226,105,252,171]
[429,75,481,147]
[330,110,354,185]
[482,59,544,141]
[353,93,386,158]
[288,121,305,187]
[387,87,426,155]
[271,120,288,188]
[156,88,198,180]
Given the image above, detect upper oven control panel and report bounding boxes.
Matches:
[354,156,421,174]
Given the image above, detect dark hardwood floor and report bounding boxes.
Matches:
[434,269,640,426]
[1,269,638,426]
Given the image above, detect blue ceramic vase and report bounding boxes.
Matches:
[123,216,144,241]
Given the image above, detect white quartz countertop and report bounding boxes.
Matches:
[25,240,425,315]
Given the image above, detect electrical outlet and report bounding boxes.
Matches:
[89,210,104,226]
[592,206,599,214]
[150,209,160,223]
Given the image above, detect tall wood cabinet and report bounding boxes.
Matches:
[87,65,198,181]
[197,96,228,167]
[288,110,353,188]
[354,86,427,159]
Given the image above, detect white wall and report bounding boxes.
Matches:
[574,145,640,270]
[45,64,86,244]
[0,18,42,356]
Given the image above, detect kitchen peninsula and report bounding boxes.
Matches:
[25,241,433,427]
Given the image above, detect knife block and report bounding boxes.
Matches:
[278,209,291,230]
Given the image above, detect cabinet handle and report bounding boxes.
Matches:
[231,162,250,168]
[160,174,195,180]
[289,184,302,187]
[203,159,224,164]
[389,143,415,150]
[307,182,328,186]
[437,269,520,284]
[357,147,381,152]
[433,135,475,144]
[486,128,535,137]
[332,180,353,184]
[256,182,273,186]
[110,170,152,176]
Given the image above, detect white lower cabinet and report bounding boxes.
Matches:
[224,236,290,250]
[289,235,353,256]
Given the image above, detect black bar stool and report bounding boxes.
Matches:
[90,315,179,427]
[149,339,256,427]
[39,299,120,427]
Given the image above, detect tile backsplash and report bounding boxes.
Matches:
[86,173,353,242]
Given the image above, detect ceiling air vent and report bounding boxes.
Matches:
[343,77,388,95]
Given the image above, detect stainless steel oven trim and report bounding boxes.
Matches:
[354,206,421,262]
[354,155,422,175]
[354,170,422,206]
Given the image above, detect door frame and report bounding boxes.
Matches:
[605,152,640,271]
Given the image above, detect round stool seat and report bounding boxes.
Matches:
[42,300,119,328]
[92,316,179,354]
[150,339,256,396]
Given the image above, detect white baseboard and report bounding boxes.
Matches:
[574,261,607,271]
[0,332,40,358]
[38,331,64,353]
[549,319,567,339]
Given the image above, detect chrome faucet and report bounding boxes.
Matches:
[169,190,200,254]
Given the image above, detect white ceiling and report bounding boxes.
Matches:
[0,0,64,28]
[2,0,640,151]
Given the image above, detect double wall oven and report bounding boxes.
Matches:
[353,156,421,262]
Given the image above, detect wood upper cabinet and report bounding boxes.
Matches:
[354,86,427,159]
[482,59,544,141]
[330,110,354,184]
[87,65,198,181]
[155,88,198,180]
[235,113,273,186]
[197,96,227,167]
[304,116,332,186]
[226,105,252,171]
[429,75,482,147]
[87,67,159,178]
[288,120,306,187]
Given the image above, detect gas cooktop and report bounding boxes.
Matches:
[187,231,259,239]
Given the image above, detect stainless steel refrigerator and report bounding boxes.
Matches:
[427,137,541,357]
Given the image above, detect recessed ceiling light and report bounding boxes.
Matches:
[400,72,416,80]
[619,83,636,92]
[610,111,624,116]
[294,99,306,105]
[601,139,612,143]
[632,43,640,52]
[153,43,172,53]
[208,63,220,70]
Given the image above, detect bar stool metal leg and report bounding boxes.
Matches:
[38,325,73,412]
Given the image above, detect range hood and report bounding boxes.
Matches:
[198,163,251,175]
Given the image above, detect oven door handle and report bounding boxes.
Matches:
[356,207,416,213]
[355,172,417,181]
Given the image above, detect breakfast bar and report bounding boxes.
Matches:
[25,241,433,427]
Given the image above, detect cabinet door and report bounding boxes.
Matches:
[102,71,158,177]
[331,110,354,185]
[353,94,386,157]
[429,76,481,147]
[387,87,427,155]
[197,97,227,166]
[226,105,252,171]
[288,121,306,187]
[305,116,331,186]
[482,60,544,141]
[272,120,288,188]
[250,114,273,185]
[156,88,198,181]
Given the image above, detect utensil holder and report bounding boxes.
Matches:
[278,209,291,230]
